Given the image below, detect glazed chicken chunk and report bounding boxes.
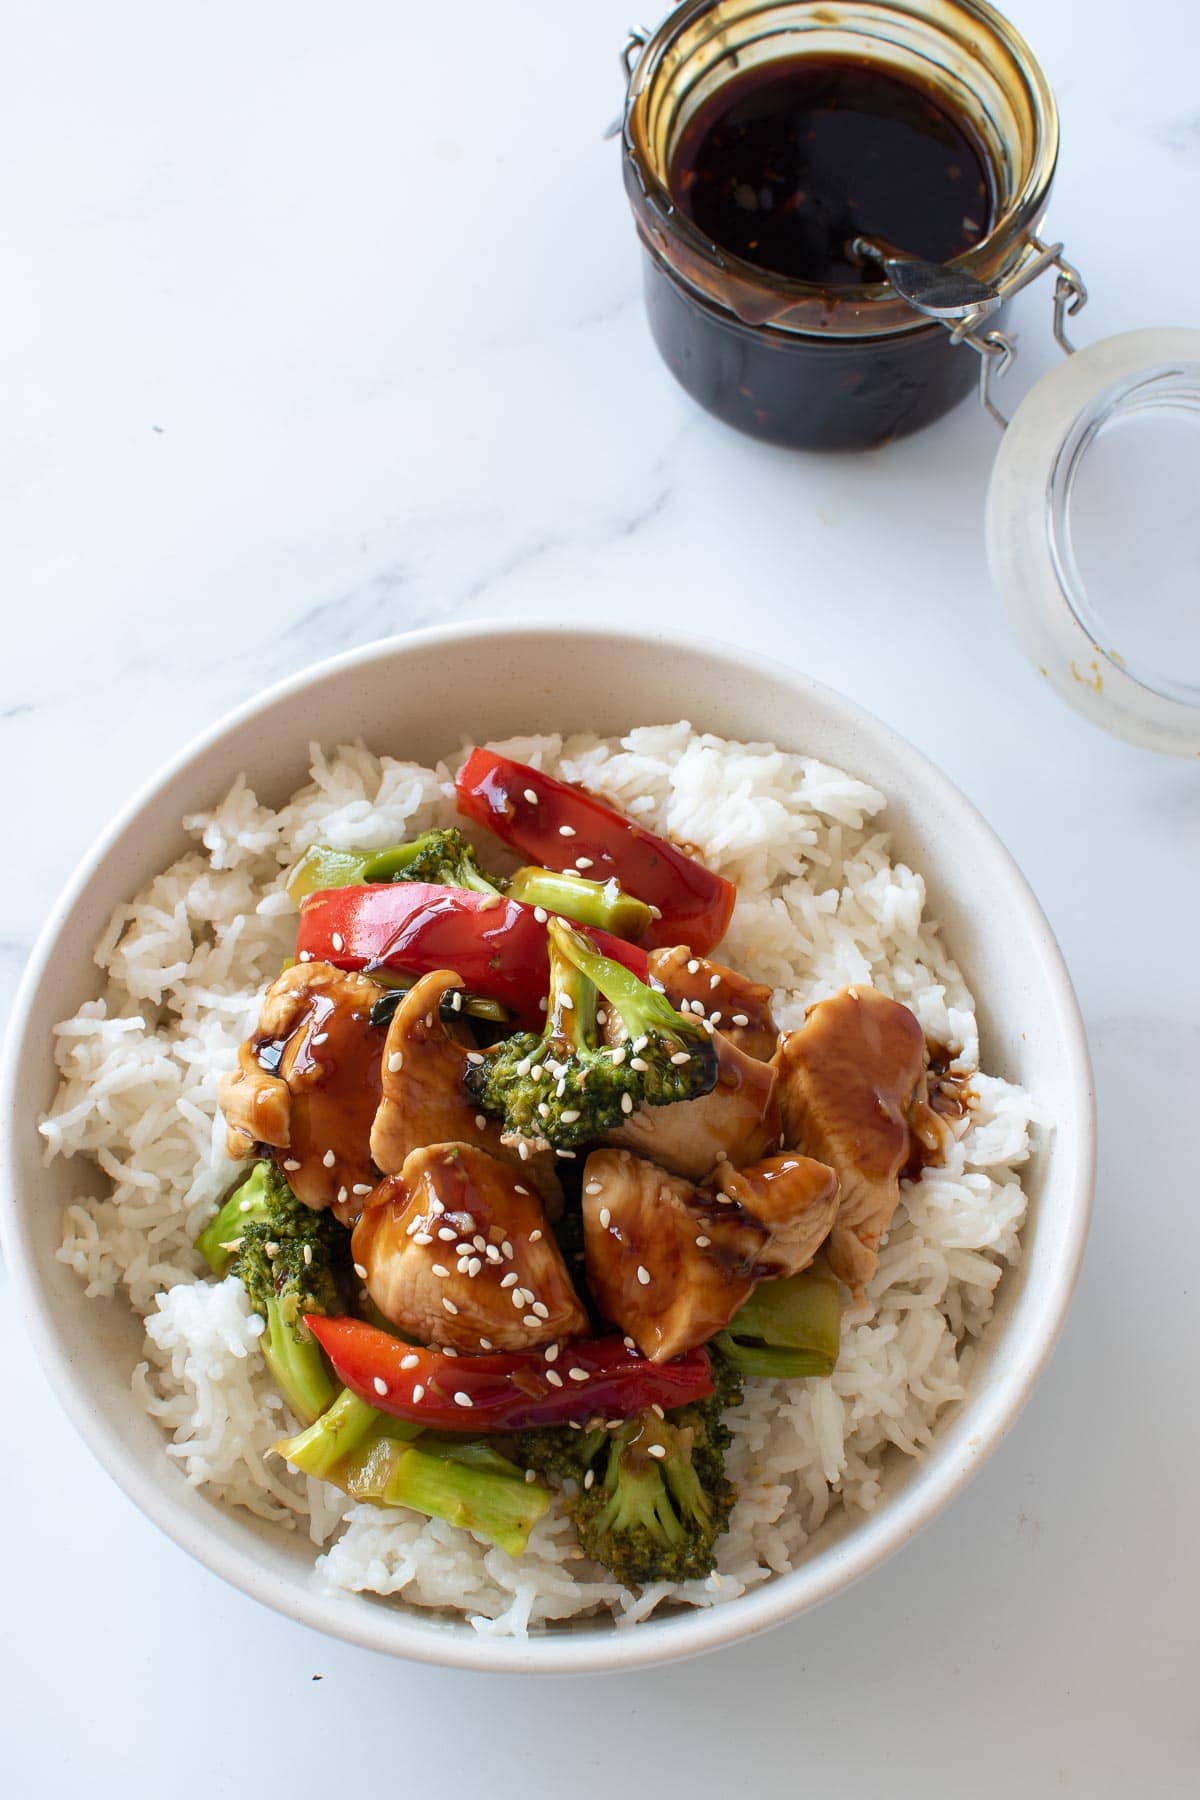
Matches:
[218,961,384,1221]
[648,946,778,1062]
[352,1142,587,1353]
[773,985,927,1295]
[370,968,561,1213]
[604,1028,782,1181]
[581,1146,838,1361]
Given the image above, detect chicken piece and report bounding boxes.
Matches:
[219,961,385,1221]
[370,969,562,1215]
[604,1029,782,1181]
[648,946,778,1062]
[352,1143,587,1352]
[703,1153,840,1277]
[581,1149,755,1362]
[772,986,927,1295]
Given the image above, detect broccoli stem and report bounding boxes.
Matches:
[714,1263,842,1378]
[506,866,652,942]
[261,1298,339,1426]
[195,1162,275,1277]
[275,1394,549,1556]
[551,918,684,1042]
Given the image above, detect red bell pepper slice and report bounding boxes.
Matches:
[295,883,648,1029]
[304,1316,714,1433]
[454,749,736,956]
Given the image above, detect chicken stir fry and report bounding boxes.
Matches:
[353,1143,587,1352]
[210,750,971,1586]
[773,985,928,1294]
[219,962,385,1222]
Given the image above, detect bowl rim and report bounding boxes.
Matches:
[0,619,1095,1673]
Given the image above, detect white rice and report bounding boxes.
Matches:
[42,722,1038,1634]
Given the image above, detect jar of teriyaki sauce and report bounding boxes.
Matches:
[621,0,1064,451]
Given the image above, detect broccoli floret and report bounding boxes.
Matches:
[509,1359,742,1587]
[551,918,719,1109]
[379,827,505,895]
[463,917,640,1149]
[286,827,504,903]
[195,1161,351,1425]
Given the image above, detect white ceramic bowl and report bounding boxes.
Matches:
[0,622,1094,1673]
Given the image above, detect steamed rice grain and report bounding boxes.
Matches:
[41,723,1037,1633]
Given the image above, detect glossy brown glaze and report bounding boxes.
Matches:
[904,1043,976,1181]
[774,986,926,1293]
[648,945,778,1062]
[353,1143,586,1353]
[219,961,384,1219]
[581,1148,756,1362]
[605,1029,782,1180]
[705,1153,840,1276]
[370,968,562,1215]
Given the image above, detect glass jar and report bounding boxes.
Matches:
[621,0,1060,450]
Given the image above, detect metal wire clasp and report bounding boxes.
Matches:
[954,238,1089,428]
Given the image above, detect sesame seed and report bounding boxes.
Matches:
[687,959,700,974]
[312,1032,329,1046]
[623,1336,637,1352]
[438,1226,457,1241]
[696,1235,711,1247]
[442,1346,458,1356]
[556,1149,576,1160]
[353,1261,368,1278]
[533,906,548,923]
[545,1343,560,1362]
[609,1046,626,1066]
[411,1384,425,1402]
[651,1403,665,1419]
[647,1444,666,1459]
[529,1229,542,1243]
[424,1012,433,1029]
[560,1108,580,1124]
[709,1011,722,1026]
[430,1197,445,1213]
[501,1240,514,1257]
[412,1231,433,1245]
[596,1009,608,1026]
[474,1114,488,1131]
[352,1182,372,1196]
[373,1377,388,1396]
[529,1063,544,1079]
[634,1036,649,1052]
[299,949,313,962]
[585,1181,603,1195]
[501,1272,519,1288]
[331,932,345,952]
[523,788,539,804]
[400,1353,419,1369]
[432,1264,449,1279]
[480,1337,493,1350]
[465,1050,485,1065]
[485,1245,502,1264]
[709,974,721,990]
[537,1102,550,1119]
[282,1160,301,1172]
[302,1244,313,1265]
[538,998,548,1013]
[568,1367,589,1382]
[620,1092,634,1115]
[558,825,576,837]
[518,1139,530,1160]
[337,1185,348,1203]
[468,1258,482,1277]
[387,1051,404,1073]
[525,1468,537,1484]
[648,904,662,920]
[636,1265,651,1286]
[599,1206,611,1228]
[670,1051,690,1065]
[531,1301,550,1319]
[449,990,462,1012]
[545,1369,564,1387]
[630,1056,648,1072]
[321,1148,336,1168]
[453,1391,473,1408]
[442,1298,459,1315]
[575,857,594,871]
[514,1185,529,1197]
[732,1013,749,1027]
[511,1289,527,1309]
[584,1469,595,1490]
[523,1314,540,1327]
[559,993,574,1011]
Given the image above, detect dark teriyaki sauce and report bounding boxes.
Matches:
[670,57,993,285]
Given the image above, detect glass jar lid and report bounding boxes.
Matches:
[986,328,1200,758]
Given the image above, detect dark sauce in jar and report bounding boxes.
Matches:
[639,55,998,450]
[670,57,992,285]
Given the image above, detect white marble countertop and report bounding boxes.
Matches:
[3,1,1198,1791]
